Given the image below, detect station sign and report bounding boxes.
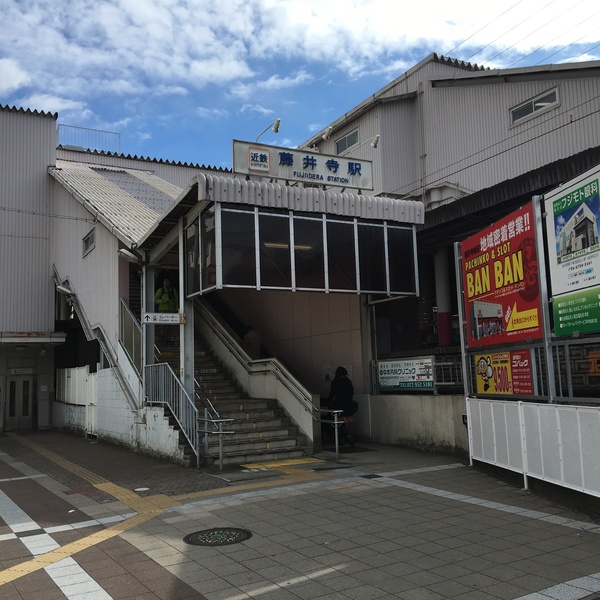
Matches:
[232,140,373,191]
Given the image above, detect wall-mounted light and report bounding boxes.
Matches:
[322,126,333,141]
[40,345,46,357]
[56,285,73,296]
[340,134,381,157]
[255,118,281,142]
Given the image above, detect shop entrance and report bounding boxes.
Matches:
[5,376,35,430]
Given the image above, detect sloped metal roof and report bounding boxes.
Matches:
[140,173,425,251]
[49,160,182,246]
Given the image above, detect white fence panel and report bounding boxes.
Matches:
[56,367,97,435]
[468,398,600,499]
[467,398,523,473]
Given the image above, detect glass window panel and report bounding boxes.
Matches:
[9,381,16,417]
[221,210,256,286]
[358,224,386,292]
[327,221,356,290]
[22,381,29,417]
[294,218,324,289]
[185,220,200,296]
[534,90,556,110]
[201,206,217,290]
[259,214,291,288]
[388,227,417,294]
[512,103,532,123]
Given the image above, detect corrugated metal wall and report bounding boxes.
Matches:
[422,76,600,199]
[51,182,121,349]
[0,109,57,332]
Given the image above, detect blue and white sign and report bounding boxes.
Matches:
[233,140,373,191]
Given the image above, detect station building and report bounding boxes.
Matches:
[1,52,600,469]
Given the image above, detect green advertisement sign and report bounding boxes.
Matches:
[553,286,600,336]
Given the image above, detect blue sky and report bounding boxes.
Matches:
[1,0,599,169]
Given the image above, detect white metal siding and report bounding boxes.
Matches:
[51,182,121,351]
[423,77,600,197]
[0,108,57,332]
[380,100,419,198]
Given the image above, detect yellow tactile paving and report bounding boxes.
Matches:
[242,457,324,469]
[0,433,325,587]
[0,509,162,585]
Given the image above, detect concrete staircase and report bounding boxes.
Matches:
[155,337,309,467]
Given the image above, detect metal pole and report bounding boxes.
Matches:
[219,422,224,471]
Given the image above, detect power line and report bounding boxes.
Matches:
[534,23,600,65]
[0,205,96,223]
[388,93,600,198]
[483,0,587,68]
[506,8,600,67]
[462,0,559,64]
[444,1,524,57]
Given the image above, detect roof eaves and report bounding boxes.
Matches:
[48,164,158,248]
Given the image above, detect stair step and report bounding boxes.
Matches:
[204,436,303,455]
[203,447,308,467]
[205,427,299,442]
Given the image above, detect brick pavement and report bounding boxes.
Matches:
[2,430,600,599]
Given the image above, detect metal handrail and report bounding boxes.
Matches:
[199,410,235,471]
[145,362,199,466]
[195,300,319,418]
[119,298,142,375]
[319,408,344,459]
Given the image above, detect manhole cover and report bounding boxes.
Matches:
[183,528,252,546]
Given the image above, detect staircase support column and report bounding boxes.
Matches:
[182,298,195,400]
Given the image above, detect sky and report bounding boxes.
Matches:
[1,0,599,169]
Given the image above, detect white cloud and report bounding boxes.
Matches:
[1,0,598,105]
[230,71,313,100]
[17,93,88,116]
[239,104,274,116]
[197,107,229,119]
[0,58,30,94]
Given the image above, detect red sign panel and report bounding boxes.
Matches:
[461,203,542,349]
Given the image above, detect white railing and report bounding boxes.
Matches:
[467,397,600,498]
[119,299,142,375]
[145,363,199,465]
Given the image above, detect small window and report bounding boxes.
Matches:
[82,228,95,256]
[335,130,359,155]
[511,89,558,125]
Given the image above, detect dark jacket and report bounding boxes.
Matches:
[327,375,356,416]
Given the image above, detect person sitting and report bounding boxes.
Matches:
[327,366,358,447]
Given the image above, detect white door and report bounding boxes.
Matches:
[5,376,34,430]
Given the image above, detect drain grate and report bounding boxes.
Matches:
[183,528,252,546]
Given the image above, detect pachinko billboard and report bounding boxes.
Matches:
[461,203,542,349]
[474,350,534,396]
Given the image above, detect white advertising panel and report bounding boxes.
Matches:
[545,167,600,296]
[378,358,434,391]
